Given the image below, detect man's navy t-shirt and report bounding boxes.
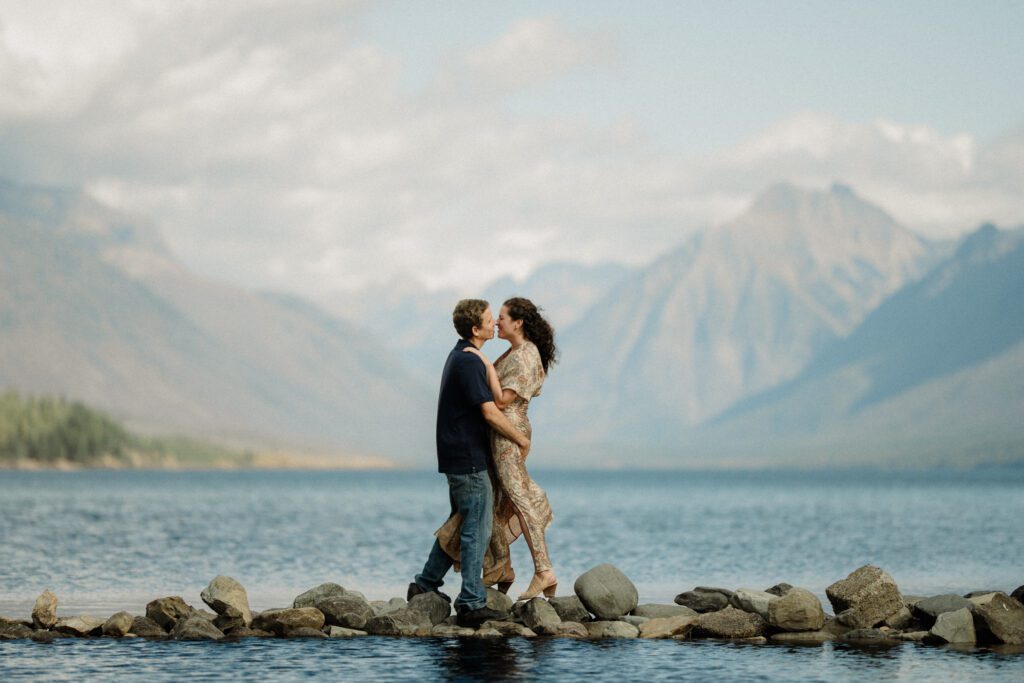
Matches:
[436,339,493,474]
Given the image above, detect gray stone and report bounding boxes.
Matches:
[883,606,915,630]
[675,588,731,613]
[964,590,1002,598]
[285,626,328,639]
[213,614,247,634]
[226,627,273,638]
[730,588,779,619]
[633,603,696,619]
[346,591,366,601]
[912,594,974,625]
[548,621,589,638]
[170,615,224,641]
[252,607,325,635]
[586,621,639,639]
[840,628,898,644]
[430,624,475,637]
[928,607,976,644]
[519,598,561,632]
[968,593,1001,608]
[146,596,193,630]
[574,564,639,620]
[130,616,167,637]
[898,630,930,642]
[363,608,430,636]
[102,611,134,637]
[30,630,59,643]
[319,595,376,630]
[549,595,591,622]
[472,627,502,638]
[621,615,648,627]
[54,616,104,637]
[638,615,698,639]
[973,593,1024,644]
[293,582,346,609]
[486,588,514,614]
[694,606,767,639]
[32,590,58,629]
[201,575,252,627]
[0,622,35,640]
[825,565,903,629]
[407,592,452,626]
[481,620,536,637]
[373,597,408,615]
[328,626,368,637]
[765,583,794,597]
[1011,585,1024,604]
[767,588,825,632]
[769,630,834,644]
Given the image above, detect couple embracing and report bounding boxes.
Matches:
[408,297,558,627]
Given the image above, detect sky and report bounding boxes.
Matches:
[1,0,1022,299]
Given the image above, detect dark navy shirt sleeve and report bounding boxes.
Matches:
[457,355,494,406]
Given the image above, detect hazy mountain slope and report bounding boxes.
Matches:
[0,179,431,461]
[536,183,941,446]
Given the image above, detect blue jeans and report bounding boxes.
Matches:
[415,470,493,612]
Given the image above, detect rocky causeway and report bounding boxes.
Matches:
[3,564,1024,651]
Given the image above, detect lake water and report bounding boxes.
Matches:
[1,468,1023,680]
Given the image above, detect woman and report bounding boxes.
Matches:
[437,297,558,601]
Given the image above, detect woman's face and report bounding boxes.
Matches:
[496,305,520,340]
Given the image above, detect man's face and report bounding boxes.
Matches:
[474,307,495,340]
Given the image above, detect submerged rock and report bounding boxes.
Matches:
[574,564,639,620]
[285,626,327,639]
[328,626,368,638]
[826,565,903,629]
[430,624,475,637]
[32,590,58,629]
[586,621,639,639]
[201,576,252,627]
[638,615,698,639]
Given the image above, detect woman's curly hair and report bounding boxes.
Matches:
[503,297,557,373]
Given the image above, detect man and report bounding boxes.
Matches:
[408,299,531,627]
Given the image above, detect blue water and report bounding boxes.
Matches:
[1,468,1023,680]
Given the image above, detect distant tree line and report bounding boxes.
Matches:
[0,391,131,464]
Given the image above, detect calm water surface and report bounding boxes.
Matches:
[1,468,1022,680]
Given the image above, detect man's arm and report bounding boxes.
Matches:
[480,402,531,460]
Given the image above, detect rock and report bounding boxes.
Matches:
[193,609,218,621]
[549,595,591,622]
[633,604,696,619]
[972,593,1024,644]
[472,627,501,638]
[927,607,976,644]
[767,588,825,632]
[621,615,648,627]
[964,590,1002,598]
[482,620,536,637]
[0,622,35,640]
[573,564,639,620]
[171,615,224,640]
[30,630,59,643]
[130,616,167,637]
[730,589,779,619]
[898,630,930,642]
[363,608,430,636]
[407,592,452,626]
[201,576,252,627]
[675,588,731,613]
[825,565,903,629]
[319,595,376,630]
[912,594,974,625]
[765,583,794,597]
[1012,585,1024,604]
[840,628,897,644]
[586,621,639,639]
[373,597,407,615]
[883,606,915,630]
[431,624,475,637]
[285,627,328,639]
[968,593,1000,608]
[694,606,767,639]
[252,607,326,635]
[146,596,194,630]
[769,630,835,644]
[54,616,104,637]
[328,626,368,637]
[226,627,273,638]
[102,612,134,637]
[293,583,346,609]
[32,590,58,629]
[487,588,514,614]
[638,615,698,639]
[518,598,561,632]
[548,621,589,638]
[213,614,247,634]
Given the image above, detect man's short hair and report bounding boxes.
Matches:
[453,299,489,340]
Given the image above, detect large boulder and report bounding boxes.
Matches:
[130,616,167,637]
[586,621,639,639]
[927,607,975,644]
[32,590,58,629]
[912,594,974,626]
[252,607,325,635]
[293,583,346,609]
[694,606,767,639]
[675,588,732,613]
[730,589,779,620]
[549,595,590,622]
[574,564,638,620]
[0,622,35,640]
[825,565,903,629]
[407,592,452,626]
[54,616,104,637]
[146,596,194,631]
[319,595,376,630]
[102,612,134,637]
[518,598,561,632]
[201,576,252,627]
[363,608,430,636]
[638,615,698,639]
[767,588,825,632]
[633,604,696,619]
[171,615,224,641]
[972,593,1024,644]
